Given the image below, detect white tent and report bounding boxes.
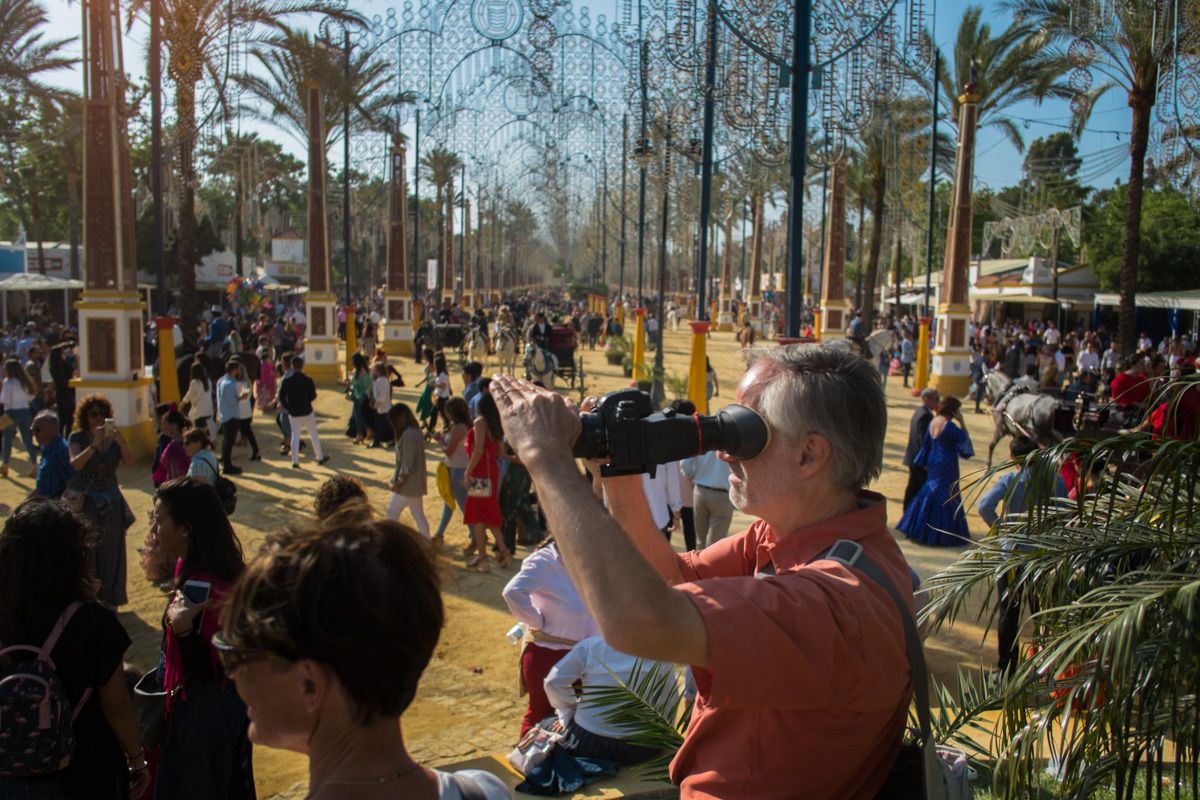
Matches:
[1094,290,1200,311]
[0,273,85,325]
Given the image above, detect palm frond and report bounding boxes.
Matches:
[922,377,1200,798]
[577,659,689,781]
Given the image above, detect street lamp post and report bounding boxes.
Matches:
[342,28,351,307]
[651,118,672,407]
[785,0,813,339]
[694,0,719,324]
[619,113,628,305]
[635,39,651,308]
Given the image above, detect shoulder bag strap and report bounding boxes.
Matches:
[814,541,931,744]
[42,601,94,719]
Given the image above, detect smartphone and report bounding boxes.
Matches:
[103,417,116,436]
[181,580,212,605]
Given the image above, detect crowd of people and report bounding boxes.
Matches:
[4,282,1200,799]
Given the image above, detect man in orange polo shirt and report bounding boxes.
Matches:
[492,345,914,799]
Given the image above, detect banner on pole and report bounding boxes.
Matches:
[427,260,438,291]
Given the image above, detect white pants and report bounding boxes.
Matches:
[289,413,324,464]
[387,492,431,539]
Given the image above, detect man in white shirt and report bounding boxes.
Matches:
[641,460,682,539]
[1076,340,1101,373]
[544,636,677,765]
[1043,321,1061,347]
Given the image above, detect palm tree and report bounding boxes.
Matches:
[123,0,360,328]
[920,5,1071,152]
[0,0,73,97]
[857,97,948,329]
[238,32,405,151]
[420,147,462,295]
[922,376,1200,798]
[1008,0,1176,356]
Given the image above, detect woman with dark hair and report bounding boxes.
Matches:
[181,361,215,440]
[346,351,372,445]
[152,410,190,487]
[464,394,511,571]
[416,347,437,435]
[183,427,219,485]
[0,497,150,799]
[898,395,975,547]
[1,357,38,478]
[433,397,472,546]
[386,402,431,538]
[68,394,133,607]
[148,477,254,799]
[432,352,451,433]
[214,520,510,799]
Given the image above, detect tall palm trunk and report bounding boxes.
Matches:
[434,184,444,295]
[30,184,45,274]
[721,212,733,296]
[1119,89,1155,355]
[892,223,903,320]
[444,176,454,297]
[863,174,886,328]
[854,192,865,310]
[748,191,764,298]
[174,75,199,325]
[65,145,80,280]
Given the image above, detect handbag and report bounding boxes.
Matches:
[132,669,178,752]
[507,725,564,776]
[436,461,456,510]
[467,476,493,498]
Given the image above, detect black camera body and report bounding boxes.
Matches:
[572,388,769,476]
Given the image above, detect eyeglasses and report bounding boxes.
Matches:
[211,631,272,675]
[87,409,104,418]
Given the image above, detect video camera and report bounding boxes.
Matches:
[571,388,770,476]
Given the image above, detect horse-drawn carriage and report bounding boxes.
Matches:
[982,370,1121,467]
[419,323,468,363]
[524,325,580,389]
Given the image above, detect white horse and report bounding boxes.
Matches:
[523,341,558,389]
[493,327,519,375]
[467,326,490,365]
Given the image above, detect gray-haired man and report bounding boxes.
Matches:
[491,345,914,798]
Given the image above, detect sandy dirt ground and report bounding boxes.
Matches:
[0,325,1002,798]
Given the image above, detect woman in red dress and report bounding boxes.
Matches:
[464,394,513,571]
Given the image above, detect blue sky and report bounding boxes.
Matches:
[36,0,1133,192]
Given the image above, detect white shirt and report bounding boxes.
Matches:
[1044,327,1061,346]
[181,378,214,420]
[237,380,253,419]
[544,637,677,738]
[1076,350,1101,373]
[433,769,511,799]
[372,375,391,411]
[435,371,451,400]
[0,378,32,411]
[502,545,598,651]
[638,462,682,529]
